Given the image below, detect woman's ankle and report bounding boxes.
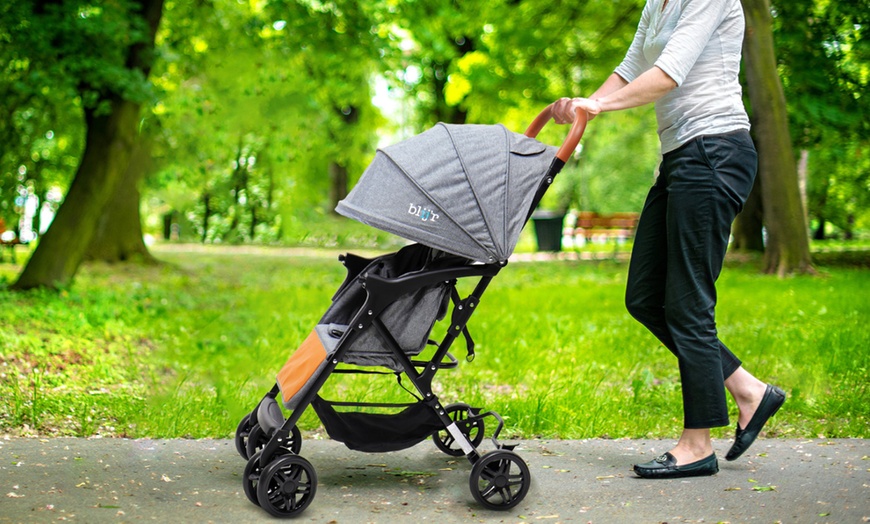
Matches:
[671,429,713,463]
[725,367,766,404]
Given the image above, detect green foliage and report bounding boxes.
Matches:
[1,249,868,439]
[807,134,870,237]
[771,0,870,237]
[385,0,642,128]
[541,109,659,214]
[144,0,387,243]
[2,0,868,276]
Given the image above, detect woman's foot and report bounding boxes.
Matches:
[634,428,718,478]
[725,384,786,461]
[726,367,769,429]
[724,367,786,460]
[633,452,718,478]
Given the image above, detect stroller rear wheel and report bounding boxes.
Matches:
[256,454,317,518]
[246,423,302,458]
[434,403,485,456]
[469,450,530,511]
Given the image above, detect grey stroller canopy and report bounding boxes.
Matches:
[336,123,559,263]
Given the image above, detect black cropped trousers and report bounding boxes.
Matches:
[625,130,758,429]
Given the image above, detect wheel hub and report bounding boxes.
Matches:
[281,479,299,494]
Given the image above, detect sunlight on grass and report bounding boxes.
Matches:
[1,247,868,441]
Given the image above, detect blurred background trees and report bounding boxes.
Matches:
[1,0,867,288]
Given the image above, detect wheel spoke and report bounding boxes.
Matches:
[267,489,284,506]
[479,482,498,500]
[478,468,496,483]
[497,486,513,504]
[273,470,289,484]
[507,473,525,487]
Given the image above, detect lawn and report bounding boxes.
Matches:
[1,243,868,442]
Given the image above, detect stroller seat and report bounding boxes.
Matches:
[277,243,452,410]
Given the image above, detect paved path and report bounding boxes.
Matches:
[1,437,867,523]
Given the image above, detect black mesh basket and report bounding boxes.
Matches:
[312,396,444,453]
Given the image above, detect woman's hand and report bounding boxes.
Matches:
[552,97,602,124]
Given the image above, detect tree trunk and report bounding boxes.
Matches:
[84,140,156,263]
[13,101,142,289]
[813,181,829,240]
[11,0,164,290]
[741,0,814,275]
[797,149,809,229]
[328,105,359,213]
[201,192,212,243]
[731,173,765,251]
[328,161,349,212]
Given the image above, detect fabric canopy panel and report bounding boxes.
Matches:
[336,123,558,263]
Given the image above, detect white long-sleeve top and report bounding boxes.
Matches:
[615,0,750,153]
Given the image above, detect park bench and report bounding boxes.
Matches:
[564,211,639,250]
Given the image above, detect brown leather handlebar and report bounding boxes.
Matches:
[524,104,588,162]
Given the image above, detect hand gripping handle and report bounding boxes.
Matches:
[524,104,588,162]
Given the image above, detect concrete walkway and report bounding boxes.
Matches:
[1,437,867,523]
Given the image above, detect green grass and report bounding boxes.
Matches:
[1,245,868,442]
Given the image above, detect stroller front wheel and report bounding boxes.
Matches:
[246,423,302,458]
[242,451,265,506]
[434,403,485,456]
[256,454,318,518]
[235,414,254,460]
[469,450,530,511]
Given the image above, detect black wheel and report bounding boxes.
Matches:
[242,451,265,506]
[256,454,317,518]
[469,450,530,511]
[434,403,485,456]
[235,414,254,460]
[246,424,302,458]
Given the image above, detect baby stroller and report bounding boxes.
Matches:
[235,105,587,518]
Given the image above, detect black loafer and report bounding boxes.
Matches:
[633,452,719,479]
[725,384,786,461]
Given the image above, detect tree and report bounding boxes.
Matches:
[731,177,766,251]
[144,0,318,244]
[11,0,165,290]
[388,0,643,130]
[735,0,869,250]
[742,0,814,275]
[84,137,156,263]
[270,0,386,212]
[775,0,869,239]
[0,3,84,240]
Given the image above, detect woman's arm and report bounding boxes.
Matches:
[553,67,677,123]
[597,66,677,111]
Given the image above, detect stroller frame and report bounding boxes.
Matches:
[235,105,588,518]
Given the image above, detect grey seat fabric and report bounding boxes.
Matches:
[318,245,451,372]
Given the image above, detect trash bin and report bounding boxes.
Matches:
[531,210,565,252]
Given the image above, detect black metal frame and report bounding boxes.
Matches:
[249,155,569,469]
[253,252,507,467]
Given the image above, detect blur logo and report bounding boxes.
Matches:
[408,203,440,223]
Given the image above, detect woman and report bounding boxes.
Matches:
[553,0,785,479]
